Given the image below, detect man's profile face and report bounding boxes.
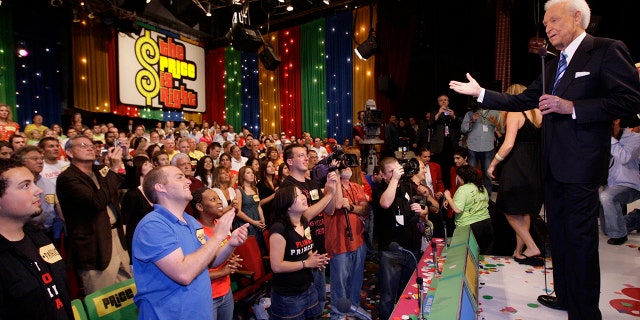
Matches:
[420,151,431,165]
[209,146,221,159]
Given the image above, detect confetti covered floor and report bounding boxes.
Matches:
[317,230,640,319]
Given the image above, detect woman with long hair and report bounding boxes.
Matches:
[245,157,261,179]
[257,160,279,227]
[194,155,215,188]
[487,83,544,266]
[235,166,267,255]
[277,162,289,185]
[121,155,155,260]
[0,104,19,141]
[190,188,241,320]
[443,165,493,254]
[212,166,238,214]
[268,186,330,320]
[218,152,238,187]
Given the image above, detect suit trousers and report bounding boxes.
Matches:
[545,173,601,320]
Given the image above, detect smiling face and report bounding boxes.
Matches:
[159,166,192,203]
[0,166,43,220]
[543,2,585,51]
[199,188,224,219]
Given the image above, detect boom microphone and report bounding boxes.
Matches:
[335,298,372,320]
[539,46,547,94]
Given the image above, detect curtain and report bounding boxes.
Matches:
[352,5,377,122]
[0,8,17,119]
[206,47,226,126]
[225,47,242,130]
[300,19,327,139]
[13,7,64,127]
[71,21,111,114]
[258,32,281,137]
[278,27,302,137]
[374,2,414,120]
[325,12,354,142]
[241,52,260,137]
[495,0,512,92]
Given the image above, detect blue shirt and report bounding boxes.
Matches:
[132,204,212,320]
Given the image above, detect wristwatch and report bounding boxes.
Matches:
[349,204,355,212]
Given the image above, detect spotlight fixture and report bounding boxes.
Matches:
[355,32,377,60]
[72,7,81,23]
[50,0,63,7]
[259,45,281,71]
[206,2,212,16]
[286,4,293,11]
[323,0,330,4]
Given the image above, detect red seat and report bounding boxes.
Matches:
[232,235,272,303]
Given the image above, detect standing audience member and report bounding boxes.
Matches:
[269,186,333,320]
[0,162,73,319]
[449,0,640,316]
[235,166,267,255]
[372,157,428,320]
[24,114,49,136]
[39,137,69,183]
[384,115,400,157]
[257,159,279,226]
[171,153,205,215]
[212,166,239,213]
[121,156,154,261]
[443,165,494,254]
[430,95,461,188]
[57,135,132,294]
[461,106,501,195]
[325,166,369,320]
[194,155,215,188]
[132,166,248,319]
[190,188,243,320]
[280,144,339,312]
[487,84,544,266]
[598,116,640,245]
[0,104,20,141]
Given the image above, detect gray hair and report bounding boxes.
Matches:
[545,0,591,30]
[171,152,190,166]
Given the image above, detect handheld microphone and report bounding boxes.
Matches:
[539,46,547,94]
[335,298,372,320]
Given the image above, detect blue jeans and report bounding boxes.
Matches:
[625,209,640,232]
[312,268,326,311]
[329,244,366,320]
[378,249,418,320]
[599,185,640,237]
[212,290,233,320]
[269,285,322,320]
[468,149,494,196]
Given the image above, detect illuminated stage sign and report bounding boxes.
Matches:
[117,30,206,113]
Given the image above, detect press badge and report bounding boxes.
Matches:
[483,124,489,132]
[310,189,320,201]
[196,228,206,245]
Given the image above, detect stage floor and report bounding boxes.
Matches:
[477,230,640,319]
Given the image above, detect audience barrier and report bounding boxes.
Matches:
[79,278,138,320]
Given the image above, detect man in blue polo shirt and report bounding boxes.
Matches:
[132,165,249,319]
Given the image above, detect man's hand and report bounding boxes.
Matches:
[449,73,482,97]
[539,94,575,115]
[391,164,404,181]
[229,223,249,247]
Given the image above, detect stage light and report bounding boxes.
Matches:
[355,33,377,60]
[259,45,281,71]
[286,4,293,11]
[206,2,212,16]
[323,0,330,4]
[18,49,28,57]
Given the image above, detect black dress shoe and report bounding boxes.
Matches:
[607,235,628,245]
[537,295,567,311]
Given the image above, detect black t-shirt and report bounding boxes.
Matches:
[257,179,276,226]
[0,228,72,319]
[371,180,422,252]
[269,221,314,296]
[280,176,326,254]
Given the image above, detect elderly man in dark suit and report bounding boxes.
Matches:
[449,0,640,318]
[57,135,132,294]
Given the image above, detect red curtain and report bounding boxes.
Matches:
[374,12,416,121]
[205,48,227,126]
[278,27,302,137]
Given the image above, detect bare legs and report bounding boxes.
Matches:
[505,214,541,258]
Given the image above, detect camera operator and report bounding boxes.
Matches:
[372,157,430,320]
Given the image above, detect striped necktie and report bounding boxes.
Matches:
[552,52,567,95]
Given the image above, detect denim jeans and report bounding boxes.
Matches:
[625,209,640,232]
[312,268,326,311]
[269,285,322,320]
[329,244,367,320]
[467,149,494,196]
[599,185,640,237]
[378,249,419,320]
[212,290,233,320]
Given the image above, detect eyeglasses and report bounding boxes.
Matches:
[73,142,96,150]
[24,156,44,162]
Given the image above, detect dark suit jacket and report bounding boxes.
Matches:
[483,34,640,184]
[57,163,125,271]
[429,111,461,154]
